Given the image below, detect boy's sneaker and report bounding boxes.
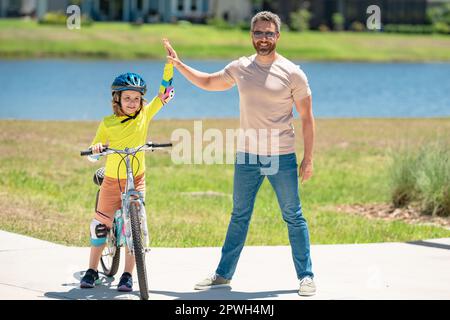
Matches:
[298,276,316,296]
[80,269,100,288]
[194,274,231,290]
[117,272,133,292]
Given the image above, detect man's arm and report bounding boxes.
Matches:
[176,63,233,91]
[294,95,315,184]
[163,38,233,92]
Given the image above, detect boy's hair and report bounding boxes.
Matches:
[112,91,147,117]
[251,11,282,32]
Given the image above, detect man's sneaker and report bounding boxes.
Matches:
[80,269,100,288]
[117,272,133,292]
[194,274,231,290]
[298,276,316,296]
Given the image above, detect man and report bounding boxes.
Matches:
[164,11,316,296]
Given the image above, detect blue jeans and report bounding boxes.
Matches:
[215,152,314,280]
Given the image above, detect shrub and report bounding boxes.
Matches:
[207,17,234,30]
[177,20,193,27]
[433,21,450,34]
[318,24,330,32]
[332,12,344,31]
[237,20,251,31]
[389,149,419,207]
[389,142,450,217]
[39,11,66,24]
[280,23,291,32]
[383,24,434,34]
[39,11,92,26]
[350,21,365,32]
[290,9,311,32]
[427,3,450,25]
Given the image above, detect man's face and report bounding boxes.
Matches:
[251,21,280,56]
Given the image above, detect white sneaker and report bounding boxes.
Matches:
[194,274,231,290]
[298,276,316,296]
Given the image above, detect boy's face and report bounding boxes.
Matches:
[121,90,142,115]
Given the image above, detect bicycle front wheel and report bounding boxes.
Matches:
[129,201,149,300]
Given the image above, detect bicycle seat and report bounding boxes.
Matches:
[93,167,105,186]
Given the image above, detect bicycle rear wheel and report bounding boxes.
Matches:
[129,201,149,300]
[96,190,121,277]
[100,229,121,277]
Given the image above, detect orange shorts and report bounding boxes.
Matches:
[95,173,145,228]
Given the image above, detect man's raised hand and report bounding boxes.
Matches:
[163,38,181,67]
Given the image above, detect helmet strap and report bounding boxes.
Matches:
[120,105,142,123]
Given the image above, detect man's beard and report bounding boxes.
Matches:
[252,40,276,56]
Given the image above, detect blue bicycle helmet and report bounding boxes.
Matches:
[111,72,147,95]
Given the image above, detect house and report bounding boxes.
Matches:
[307,0,429,28]
[267,0,450,29]
[0,0,254,24]
[84,0,212,23]
[2,0,449,29]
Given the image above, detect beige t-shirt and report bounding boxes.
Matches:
[220,54,311,155]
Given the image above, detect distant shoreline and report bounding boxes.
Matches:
[1,19,450,62]
[1,117,450,123]
[2,56,450,64]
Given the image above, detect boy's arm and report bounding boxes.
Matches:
[146,63,174,121]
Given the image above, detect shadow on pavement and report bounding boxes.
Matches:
[406,240,450,251]
[150,288,299,300]
[43,270,299,300]
[44,271,141,300]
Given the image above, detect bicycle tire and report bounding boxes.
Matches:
[129,201,149,300]
[97,190,121,277]
[100,245,120,277]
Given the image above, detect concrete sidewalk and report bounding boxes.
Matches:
[0,230,449,300]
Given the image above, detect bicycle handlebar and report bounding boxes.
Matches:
[80,149,97,156]
[149,142,173,148]
[80,142,172,157]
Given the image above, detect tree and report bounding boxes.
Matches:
[332,12,344,31]
[290,8,311,31]
[427,3,450,34]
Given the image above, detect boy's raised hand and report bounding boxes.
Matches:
[163,38,181,67]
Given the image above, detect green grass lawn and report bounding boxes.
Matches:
[1,118,449,247]
[1,19,450,61]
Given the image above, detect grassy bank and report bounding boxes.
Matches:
[1,19,450,61]
[1,118,449,247]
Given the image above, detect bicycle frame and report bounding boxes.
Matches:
[120,148,149,255]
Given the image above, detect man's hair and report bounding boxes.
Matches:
[111,91,147,117]
[251,11,281,33]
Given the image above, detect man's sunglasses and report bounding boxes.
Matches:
[252,31,278,39]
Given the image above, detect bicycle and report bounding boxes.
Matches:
[81,141,172,300]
